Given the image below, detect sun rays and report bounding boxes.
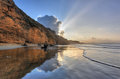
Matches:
[60,1,99,32]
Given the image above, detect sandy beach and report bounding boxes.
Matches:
[0,43,39,50]
[0,44,120,79]
[0,43,23,50]
[22,44,120,79]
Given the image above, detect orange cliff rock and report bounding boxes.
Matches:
[0,0,69,45]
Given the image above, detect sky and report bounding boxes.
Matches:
[14,0,120,43]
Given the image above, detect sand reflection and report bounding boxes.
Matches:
[0,46,58,79]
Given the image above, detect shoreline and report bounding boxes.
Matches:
[72,44,120,70]
[0,43,23,50]
[0,43,38,50]
[0,43,58,50]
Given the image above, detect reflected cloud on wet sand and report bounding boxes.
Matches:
[0,46,58,79]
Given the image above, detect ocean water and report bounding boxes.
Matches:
[75,44,120,67]
[22,44,120,79]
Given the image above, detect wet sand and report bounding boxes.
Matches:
[0,43,23,50]
[23,45,120,79]
[0,43,39,50]
[0,45,120,79]
[0,46,58,79]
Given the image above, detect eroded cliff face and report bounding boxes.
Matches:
[0,0,69,45]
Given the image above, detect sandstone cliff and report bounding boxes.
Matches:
[0,0,69,45]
